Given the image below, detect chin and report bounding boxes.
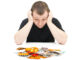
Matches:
[38,26,44,29]
[38,27,43,29]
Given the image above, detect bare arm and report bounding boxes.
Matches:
[14,11,33,45]
[47,12,67,45]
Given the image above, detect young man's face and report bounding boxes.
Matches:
[32,10,49,29]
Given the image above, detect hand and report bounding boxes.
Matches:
[27,11,33,22]
[47,11,53,23]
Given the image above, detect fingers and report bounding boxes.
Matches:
[49,11,53,18]
[27,10,32,18]
[47,11,53,23]
[27,10,33,21]
[48,11,53,20]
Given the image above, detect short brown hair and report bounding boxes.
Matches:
[31,1,50,15]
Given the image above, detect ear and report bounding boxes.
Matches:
[31,12,33,16]
[31,10,33,16]
[47,12,49,18]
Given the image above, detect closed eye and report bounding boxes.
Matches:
[35,19,38,20]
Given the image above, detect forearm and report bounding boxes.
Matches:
[47,22,67,45]
[14,21,33,45]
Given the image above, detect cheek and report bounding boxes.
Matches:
[43,20,47,24]
[33,20,38,24]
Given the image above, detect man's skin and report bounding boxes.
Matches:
[14,10,67,45]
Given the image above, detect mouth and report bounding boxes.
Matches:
[37,26,43,29]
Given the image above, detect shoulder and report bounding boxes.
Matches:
[21,18,28,23]
[18,18,28,30]
[52,17,59,22]
[52,17,61,24]
[52,17,65,31]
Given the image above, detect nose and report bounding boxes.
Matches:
[38,21,42,26]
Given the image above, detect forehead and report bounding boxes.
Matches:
[32,11,48,19]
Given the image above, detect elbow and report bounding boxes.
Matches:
[14,34,22,45]
[59,34,68,45]
[59,40,66,45]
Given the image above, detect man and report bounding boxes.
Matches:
[14,1,67,45]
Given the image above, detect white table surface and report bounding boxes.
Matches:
[13,42,66,60]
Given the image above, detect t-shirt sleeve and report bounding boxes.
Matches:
[18,18,28,30]
[52,18,65,31]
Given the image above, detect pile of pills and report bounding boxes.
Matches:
[16,47,62,59]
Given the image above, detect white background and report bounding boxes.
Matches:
[0,0,80,60]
